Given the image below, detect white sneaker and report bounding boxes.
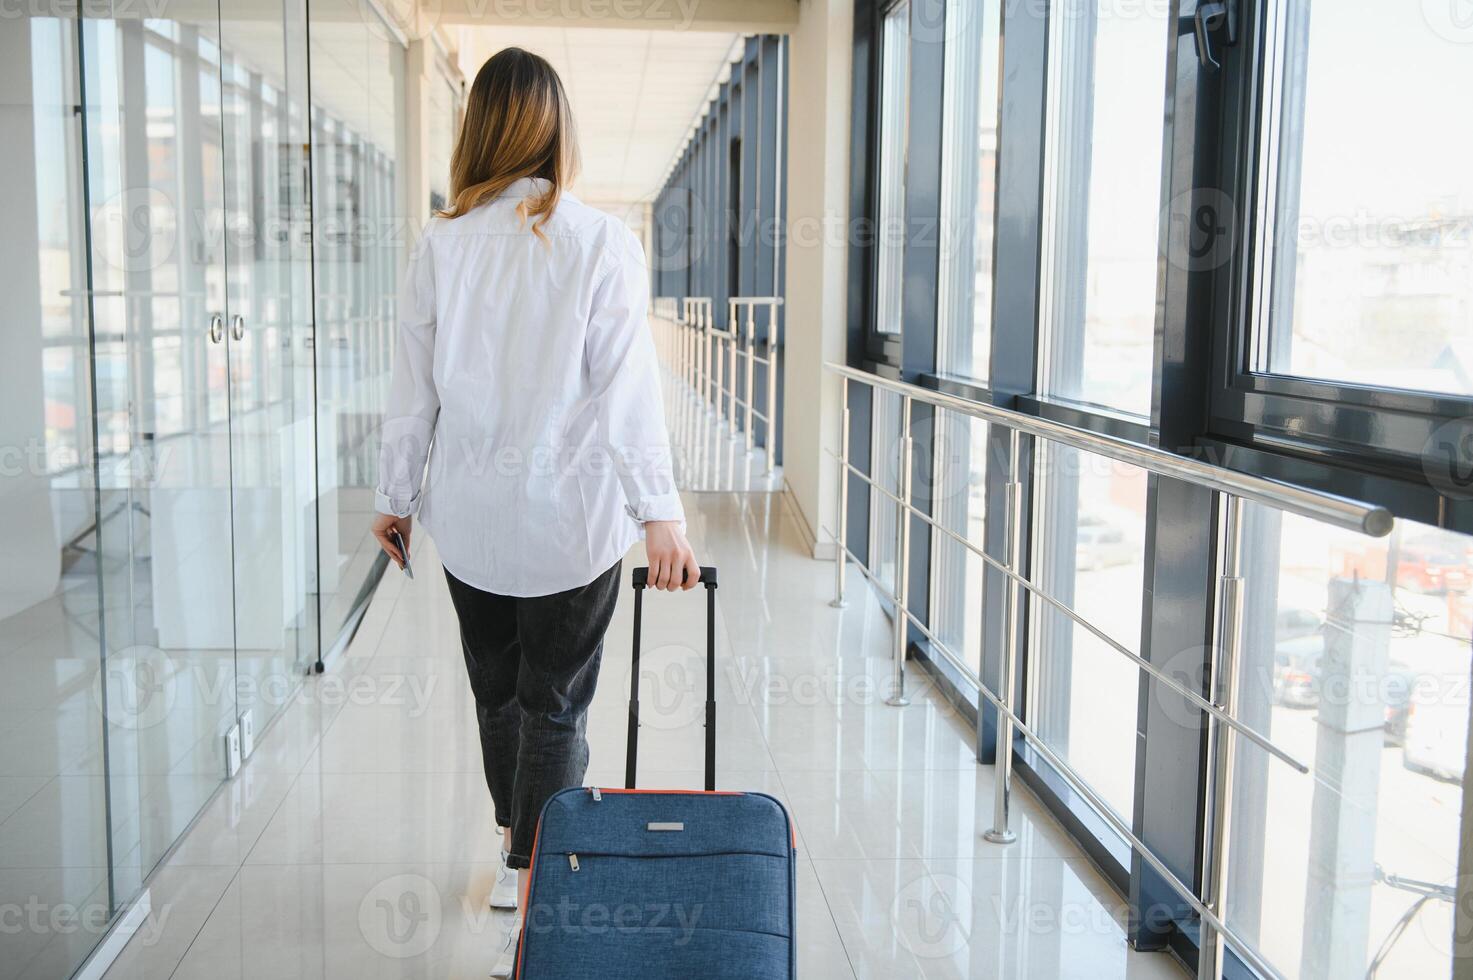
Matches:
[489,916,521,978]
[489,848,518,910]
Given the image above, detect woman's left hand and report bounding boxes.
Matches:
[371,513,413,569]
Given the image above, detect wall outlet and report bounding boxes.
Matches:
[225,725,241,778]
[239,709,255,760]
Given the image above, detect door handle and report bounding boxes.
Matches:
[1191,0,1237,71]
[209,313,224,344]
[230,313,245,341]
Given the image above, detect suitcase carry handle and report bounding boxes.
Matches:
[626,565,719,792]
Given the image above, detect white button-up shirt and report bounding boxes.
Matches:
[375,178,683,597]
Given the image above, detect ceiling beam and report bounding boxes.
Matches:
[432,0,799,33]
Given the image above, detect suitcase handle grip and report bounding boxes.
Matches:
[631,565,718,589]
[626,565,718,791]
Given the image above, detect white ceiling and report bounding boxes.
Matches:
[455,27,741,207]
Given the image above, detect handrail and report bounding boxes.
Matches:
[823,362,1396,980]
[826,450,1310,774]
[825,362,1392,537]
[653,296,781,475]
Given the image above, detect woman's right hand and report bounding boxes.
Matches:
[372,513,413,569]
[644,521,699,591]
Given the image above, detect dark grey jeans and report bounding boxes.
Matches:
[443,560,622,869]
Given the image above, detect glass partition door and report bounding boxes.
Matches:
[219,0,317,735]
[82,11,243,901]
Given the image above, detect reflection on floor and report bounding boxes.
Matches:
[663,367,783,494]
[101,492,1186,979]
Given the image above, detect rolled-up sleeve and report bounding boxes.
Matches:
[584,233,685,530]
[374,233,439,517]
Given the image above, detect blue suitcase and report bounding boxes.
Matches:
[515,565,798,978]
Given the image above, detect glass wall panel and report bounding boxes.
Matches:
[1027,444,1147,820]
[220,0,317,733]
[1038,0,1170,416]
[1226,509,1468,978]
[873,1,909,337]
[1251,1,1473,396]
[929,411,988,665]
[82,10,244,905]
[869,388,904,596]
[935,0,1002,382]
[0,10,114,977]
[308,0,408,640]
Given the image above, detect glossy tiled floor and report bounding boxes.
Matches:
[101,488,1187,979]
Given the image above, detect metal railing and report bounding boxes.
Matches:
[823,362,1394,980]
[652,296,783,474]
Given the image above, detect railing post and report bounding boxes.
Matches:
[885,394,914,708]
[728,328,739,434]
[704,302,715,411]
[831,375,850,609]
[743,303,756,453]
[683,300,695,392]
[763,302,778,475]
[985,426,1024,844]
[714,328,725,424]
[1199,494,1246,980]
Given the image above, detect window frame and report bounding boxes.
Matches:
[859,0,912,369]
[1205,0,1473,534]
[837,0,1473,972]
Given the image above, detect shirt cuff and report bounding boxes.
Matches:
[625,490,685,526]
[375,489,421,518]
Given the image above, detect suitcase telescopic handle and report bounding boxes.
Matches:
[626,565,718,792]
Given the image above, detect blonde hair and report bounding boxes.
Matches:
[437,47,580,239]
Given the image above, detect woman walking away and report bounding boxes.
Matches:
[369,47,700,978]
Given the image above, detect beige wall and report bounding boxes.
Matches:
[780,0,852,557]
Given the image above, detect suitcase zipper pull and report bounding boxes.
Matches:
[590,787,602,802]
[567,853,580,872]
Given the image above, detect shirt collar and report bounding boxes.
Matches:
[501,176,579,204]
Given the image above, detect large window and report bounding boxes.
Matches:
[935,0,1002,381]
[873,1,910,337]
[1226,510,1468,978]
[842,0,1473,970]
[1251,0,1473,397]
[930,411,989,664]
[1028,445,1148,820]
[1038,0,1172,416]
